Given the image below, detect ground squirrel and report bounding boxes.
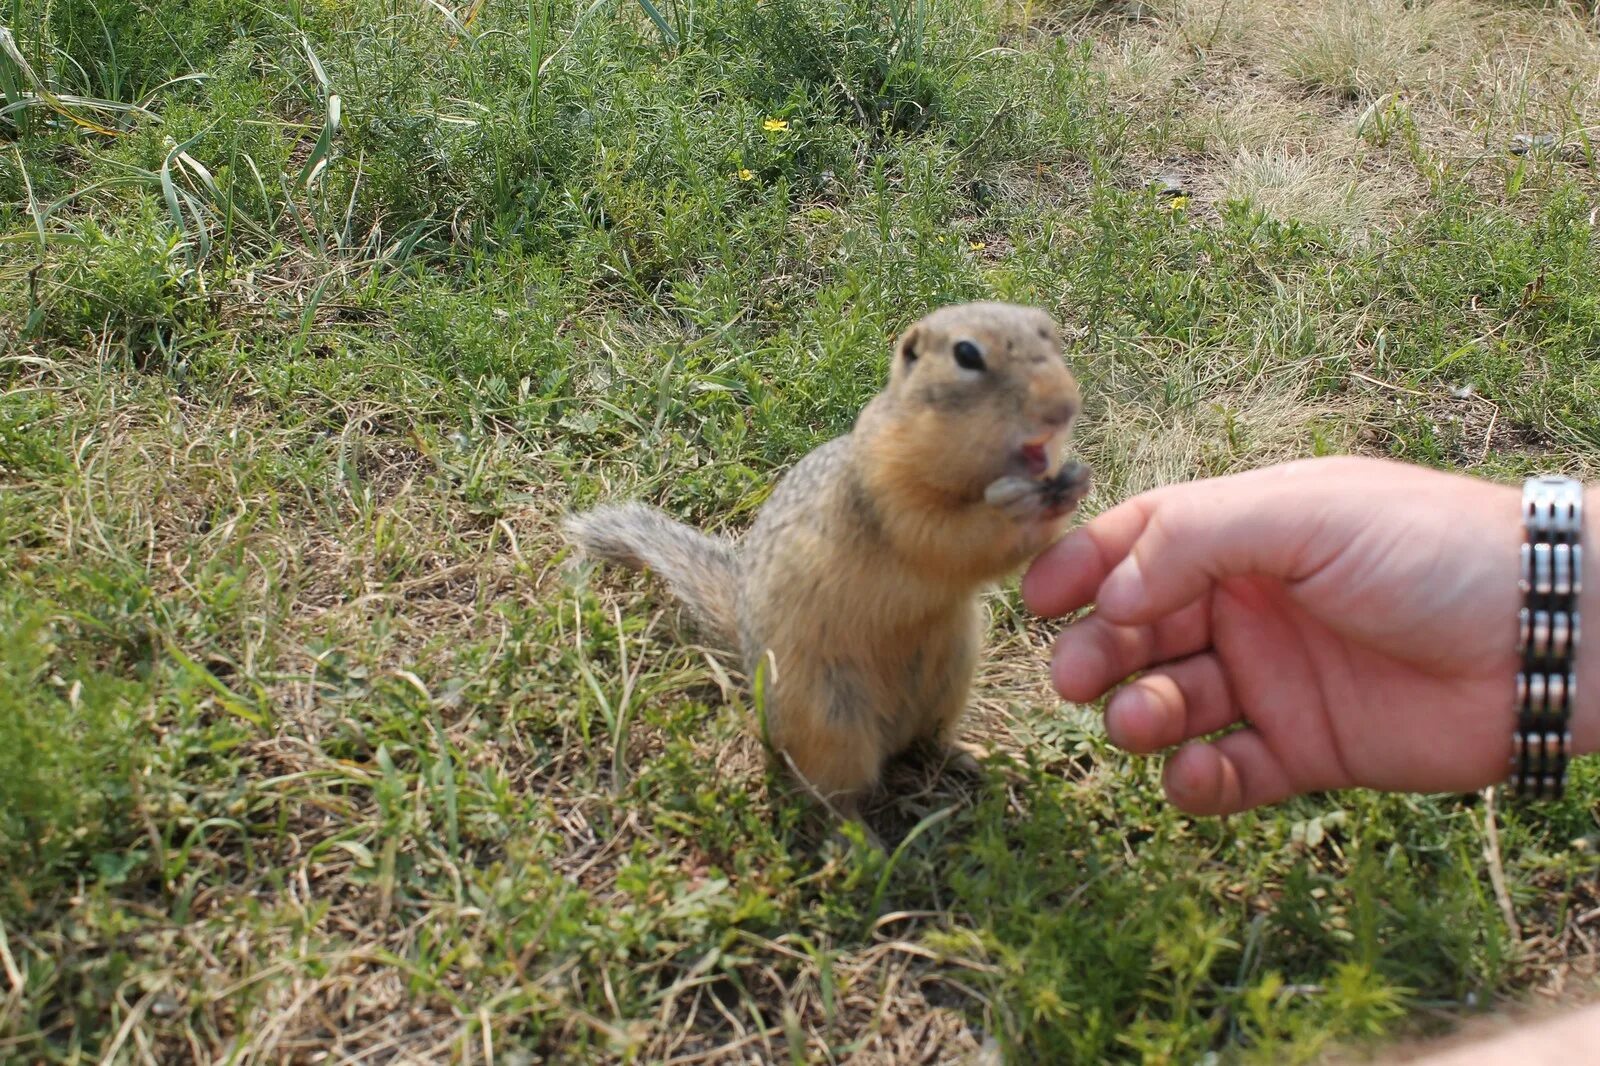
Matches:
[565,302,1090,834]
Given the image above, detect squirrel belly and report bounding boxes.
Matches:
[735,435,988,808]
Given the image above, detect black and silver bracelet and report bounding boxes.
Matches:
[1512,475,1584,799]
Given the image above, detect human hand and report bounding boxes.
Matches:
[1022,456,1598,815]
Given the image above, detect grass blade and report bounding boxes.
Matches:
[421,0,471,37]
[299,93,342,188]
[136,71,209,110]
[631,0,680,45]
[160,131,214,265]
[301,34,330,92]
[539,0,619,74]
[870,804,956,917]
[166,642,268,728]
[290,270,339,356]
[0,27,121,135]
[13,146,44,253]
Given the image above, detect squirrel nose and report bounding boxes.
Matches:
[1037,399,1078,429]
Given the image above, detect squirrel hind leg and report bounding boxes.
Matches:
[775,725,885,813]
[767,668,889,826]
[903,612,981,746]
[936,739,988,771]
[779,742,888,854]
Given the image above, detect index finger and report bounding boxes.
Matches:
[1021,496,1158,618]
[1023,460,1349,624]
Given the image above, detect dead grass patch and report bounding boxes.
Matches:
[1274,0,1477,103]
[1073,0,1600,226]
[1077,375,1372,495]
[1222,145,1398,233]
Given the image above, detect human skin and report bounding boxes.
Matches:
[1384,1000,1600,1066]
[1022,456,1597,816]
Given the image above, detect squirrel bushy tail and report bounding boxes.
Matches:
[563,503,742,649]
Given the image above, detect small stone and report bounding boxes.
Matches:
[971,1036,1005,1066]
[1149,173,1188,199]
[1509,132,1588,163]
[1511,133,1559,155]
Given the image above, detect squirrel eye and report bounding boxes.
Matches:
[953,340,986,371]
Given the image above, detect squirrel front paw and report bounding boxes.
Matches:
[985,459,1092,520]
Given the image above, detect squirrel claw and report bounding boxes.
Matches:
[829,797,888,854]
[1040,460,1093,513]
[831,817,887,855]
[943,740,1024,785]
[943,740,990,777]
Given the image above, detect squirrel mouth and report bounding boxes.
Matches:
[1024,438,1049,473]
[1019,440,1050,477]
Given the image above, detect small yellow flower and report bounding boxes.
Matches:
[762,118,790,132]
[1163,195,1191,212]
[934,235,947,244]
[737,168,754,181]
[967,241,986,251]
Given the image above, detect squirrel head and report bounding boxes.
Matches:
[865,301,1082,504]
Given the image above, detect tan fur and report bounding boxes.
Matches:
[565,302,1088,832]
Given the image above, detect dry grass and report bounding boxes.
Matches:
[1221,146,1397,234]
[1074,0,1600,222]
[6,0,1600,1060]
[1273,0,1475,103]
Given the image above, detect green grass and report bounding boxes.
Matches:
[2,0,1598,1060]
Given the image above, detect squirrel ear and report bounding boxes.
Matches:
[895,324,922,367]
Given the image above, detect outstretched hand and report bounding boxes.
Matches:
[1023,457,1596,815]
